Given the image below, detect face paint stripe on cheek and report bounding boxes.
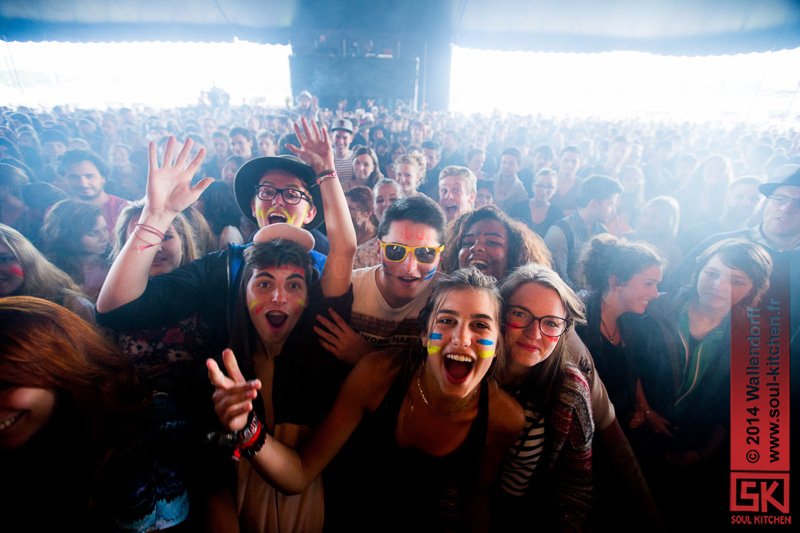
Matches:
[426,331,443,354]
[476,338,495,358]
[249,300,264,314]
[297,299,305,307]
[10,267,23,278]
[423,268,437,280]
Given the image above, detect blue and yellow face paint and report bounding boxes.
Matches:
[476,338,495,358]
[426,332,442,355]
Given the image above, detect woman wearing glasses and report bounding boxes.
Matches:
[507,168,564,237]
[493,263,593,532]
[209,268,525,532]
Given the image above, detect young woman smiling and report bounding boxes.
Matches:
[0,223,94,323]
[625,238,772,528]
[493,263,593,532]
[1,297,191,531]
[208,269,524,532]
[576,234,664,427]
[443,205,552,281]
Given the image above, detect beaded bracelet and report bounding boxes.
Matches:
[316,169,338,185]
[233,411,267,459]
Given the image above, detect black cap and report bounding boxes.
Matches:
[759,167,800,197]
[233,155,323,230]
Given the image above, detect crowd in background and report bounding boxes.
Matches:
[1,92,798,531]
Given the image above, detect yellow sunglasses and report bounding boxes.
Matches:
[378,241,444,264]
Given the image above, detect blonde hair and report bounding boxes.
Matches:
[0,223,86,302]
[438,166,477,195]
[110,200,199,269]
[393,153,427,183]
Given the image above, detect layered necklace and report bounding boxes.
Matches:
[416,361,478,416]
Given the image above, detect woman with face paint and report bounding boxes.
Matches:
[492,263,593,532]
[447,209,663,529]
[0,223,94,323]
[208,269,524,532]
[624,238,772,528]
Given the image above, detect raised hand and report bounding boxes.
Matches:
[207,349,261,432]
[286,118,335,175]
[145,136,212,219]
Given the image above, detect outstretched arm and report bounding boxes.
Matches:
[208,350,389,494]
[97,137,210,312]
[287,119,356,298]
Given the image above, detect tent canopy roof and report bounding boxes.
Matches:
[1,0,799,55]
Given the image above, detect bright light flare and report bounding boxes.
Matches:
[450,45,800,125]
[0,40,292,109]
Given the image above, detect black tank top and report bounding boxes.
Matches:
[324,376,489,532]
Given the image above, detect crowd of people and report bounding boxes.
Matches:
[1,93,799,531]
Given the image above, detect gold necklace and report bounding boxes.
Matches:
[416,362,477,416]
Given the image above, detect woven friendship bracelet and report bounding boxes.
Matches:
[316,169,339,185]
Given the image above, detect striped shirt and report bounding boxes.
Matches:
[501,405,545,496]
[334,154,354,183]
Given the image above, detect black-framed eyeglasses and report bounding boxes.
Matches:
[378,241,444,264]
[506,306,568,337]
[255,185,310,205]
[768,194,800,210]
[534,184,557,190]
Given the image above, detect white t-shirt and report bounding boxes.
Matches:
[350,265,433,350]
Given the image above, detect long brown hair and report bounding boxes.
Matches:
[39,198,106,283]
[499,263,586,412]
[0,297,147,487]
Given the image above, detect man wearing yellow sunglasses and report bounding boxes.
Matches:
[314,195,447,363]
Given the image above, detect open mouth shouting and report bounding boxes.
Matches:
[265,310,289,331]
[444,204,459,218]
[267,208,289,225]
[443,353,475,384]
